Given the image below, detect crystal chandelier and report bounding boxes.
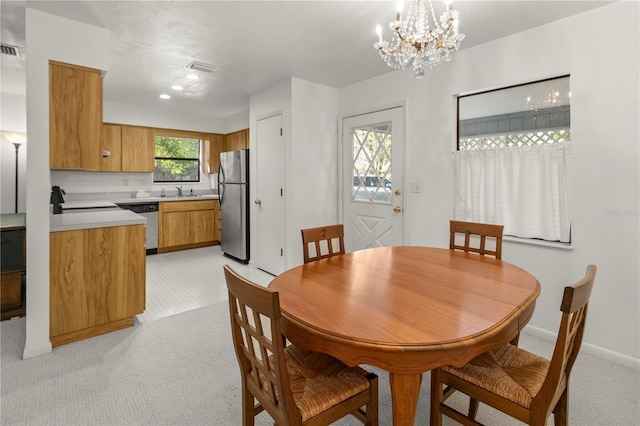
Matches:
[374,0,465,78]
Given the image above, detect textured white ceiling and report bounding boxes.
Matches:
[1,1,614,119]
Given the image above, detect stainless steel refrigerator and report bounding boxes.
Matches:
[218,149,249,263]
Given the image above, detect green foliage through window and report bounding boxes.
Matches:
[153,136,201,182]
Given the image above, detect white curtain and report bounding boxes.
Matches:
[453,142,571,243]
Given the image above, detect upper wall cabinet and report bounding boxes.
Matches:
[101,124,155,173]
[224,129,249,152]
[101,124,122,172]
[122,125,154,172]
[209,133,224,173]
[49,61,103,170]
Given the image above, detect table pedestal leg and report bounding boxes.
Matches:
[389,372,423,425]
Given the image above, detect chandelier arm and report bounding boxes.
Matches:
[396,29,425,51]
[429,0,439,30]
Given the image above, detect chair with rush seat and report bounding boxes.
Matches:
[224,265,378,426]
[449,220,504,260]
[430,265,597,426]
[301,224,345,264]
[450,220,514,345]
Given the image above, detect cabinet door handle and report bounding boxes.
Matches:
[255,199,262,205]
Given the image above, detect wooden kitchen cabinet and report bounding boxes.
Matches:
[214,201,221,242]
[122,125,155,172]
[101,124,154,172]
[50,61,103,170]
[50,224,146,347]
[209,133,224,173]
[158,200,218,253]
[101,123,122,172]
[1,215,26,321]
[223,128,249,151]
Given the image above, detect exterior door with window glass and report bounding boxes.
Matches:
[342,107,404,251]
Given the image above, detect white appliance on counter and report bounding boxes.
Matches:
[218,149,249,263]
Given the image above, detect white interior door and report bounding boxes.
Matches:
[342,108,404,251]
[255,114,285,275]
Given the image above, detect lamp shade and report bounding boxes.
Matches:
[2,132,27,145]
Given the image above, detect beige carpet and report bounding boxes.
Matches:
[2,301,638,425]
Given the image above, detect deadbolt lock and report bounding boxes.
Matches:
[393,206,402,212]
[395,189,401,196]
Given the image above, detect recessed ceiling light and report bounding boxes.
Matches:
[186,74,200,80]
[171,85,183,91]
[159,94,171,99]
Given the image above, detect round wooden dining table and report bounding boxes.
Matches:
[269,246,540,425]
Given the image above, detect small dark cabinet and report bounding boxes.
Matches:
[1,215,26,320]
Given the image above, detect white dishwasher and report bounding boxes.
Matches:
[117,202,159,255]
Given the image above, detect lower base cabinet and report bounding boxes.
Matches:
[1,225,26,320]
[50,224,145,347]
[158,200,218,253]
[1,271,25,320]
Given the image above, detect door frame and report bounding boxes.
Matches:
[338,102,408,248]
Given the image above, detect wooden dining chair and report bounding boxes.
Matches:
[301,224,345,264]
[449,220,504,260]
[224,265,378,426]
[430,264,597,426]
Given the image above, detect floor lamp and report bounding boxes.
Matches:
[2,132,27,213]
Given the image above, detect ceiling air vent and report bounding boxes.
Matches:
[1,44,21,57]
[186,61,218,73]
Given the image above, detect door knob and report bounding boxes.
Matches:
[393,206,402,212]
[255,199,262,205]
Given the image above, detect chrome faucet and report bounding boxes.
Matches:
[176,186,183,197]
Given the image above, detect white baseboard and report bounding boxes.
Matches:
[524,325,640,370]
[22,341,52,360]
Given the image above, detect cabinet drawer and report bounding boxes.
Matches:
[160,200,216,213]
[1,271,22,307]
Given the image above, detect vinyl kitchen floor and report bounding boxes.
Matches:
[137,245,274,323]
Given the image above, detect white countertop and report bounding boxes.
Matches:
[62,200,118,210]
[51,195,217,232]
[111,195,219,204]
[50,209,146,232]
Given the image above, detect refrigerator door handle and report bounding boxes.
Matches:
[218,162,224,203]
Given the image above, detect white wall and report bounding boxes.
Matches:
[290,78,339,265]
[103,100,227,133]
[24,9,110,359]
[248,78,339,269]
[224,109,250,134]
[338,2,639,365]
[248,78,292,269]
[0,93,27,214]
